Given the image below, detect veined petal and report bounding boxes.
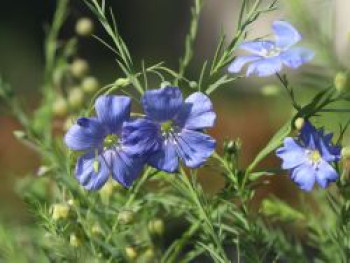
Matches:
[228,55,261,73]
[75,151,110,190]
[64,117,105,151]
[175,92,216,130]
[95,95,131,134]
[246,57,282,77]
[290,164,316,192]
[148,139,179,173]
[315,161,338,188]
[239,41,275,55]
[142,86,183,122]
[122,119,162,156]
[110,150,145,188]
[276,138,307,169]
[175,130,216,168]
[281,47,314,69]
[272,21,302,49]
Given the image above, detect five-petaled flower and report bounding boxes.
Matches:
[228,20,314,77]
[276,121,341,191]
[123,86,216,173]
[64,95,144,190]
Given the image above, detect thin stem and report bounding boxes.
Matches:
[275,73,301,110]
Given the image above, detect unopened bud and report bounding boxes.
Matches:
[82,76,99,93]
[51,204,70,220]
[69,233,81,247]
[68,87,84,109]
[70,59,89,78]
[125,246,137,260]
[115,78,130,87]
[143,248,155,261]
[52,97,68,117]
[342,146,350,159]
[75,17,94,37]
[334,72,347,93]
[37,166,50,177]
[13,130,27,140]
[189,81,197,89]
[160,81,171,89]
[148,218,164,236]
[294,117,305,131]
[91,223,103,236]
[261,84,280,96]
[118,210,134,225]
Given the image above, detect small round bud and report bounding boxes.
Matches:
[261,84,280,96]
[69,233,81,247]
[75,17,94,37]
[189,81,198,89]
[52,97,68,117]
[37,166,50,177]
[13,130,27,140]
[334,72,347,93]
[68,87,84,109]
[342,147,350,159]
[148,218,164,236]
[82,76,99,94]
[160,81,171,89]
[53,68,65,87]
[91,223,103,236]
[70,59,89,78]
[115,78,130,87]
[294,117,305,131]
[118,210,134,225]
[143,248,155,261]
[125,246,137,260]
[67,199,75,206]
[51,204,70,221]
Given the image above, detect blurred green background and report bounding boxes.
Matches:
[0,0,348,223]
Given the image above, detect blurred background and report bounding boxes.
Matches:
[0,0,349,224]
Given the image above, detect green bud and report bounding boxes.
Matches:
[189,81,198,89]
[125,246,137,260]
[143,248,155,261]
[51,203,70,221]
[261,84,280,96]
[118,210,134,225]
[68,87,84,109]
[294,117,305,131]
[148,218,164,236]
[70,59,89,78]
[37,166,50,177]
[334,72,348,93]
[342,146,350,159]
[52,97,68,117]
[82,76,99,93]
[160,81,171,89]
[91,223,103,236]
[13,130,27,140]
[69,233,81,247]
[75,17,94,37]
[115,78,130,87]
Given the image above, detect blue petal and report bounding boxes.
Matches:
[148,139,179,173]
[110,150,145,188]
[315,161,338,188]
[64,117,105,151]
[276,138,307,169]
[95,95,131,134]
[300,121,317,146]
[142,86,183,122]
[122,119,162,156]
[290,164,316,192]
[75,151,110,190]
[281,47,314,69]
[239,41,275,55]
[175,92,216,130]
[228,55,261,73]
[272,21,301,49]
[175,130,216,168]
[246,57,282,77]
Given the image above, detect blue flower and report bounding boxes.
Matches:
[276,122,341,191]
[228,21,314,77]
[64,95,145,190]
[123,86,216,173]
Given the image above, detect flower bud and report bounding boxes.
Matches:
[118,210,134,225]
[143,248,155,261]
[294,117,305,131]
[91,223,103,236]
[148,218,164,236]
[68,87,84,109]
[13,130,27,140]
[160,81,171,89]
[70,59,89,78]
[334,72,348,93]
[75,17,94,37]
[51,203,70,221]
[342,146,350,159]
[115,78,130,87]
[261,84,280,96]
[69,233,81,247]
[189,81,198,89]
[37,166,50,177]
[125,246,137,260]
[52,97,68,117]
[82,76,99,94]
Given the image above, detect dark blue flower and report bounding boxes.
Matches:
[64,95,144,190]
[276,122,341,191]
[228,21,314,77]
[123,86,216,173]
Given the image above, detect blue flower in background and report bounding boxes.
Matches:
[123,86,216,173]
[65,95,144,190]
[228,21,314,77]
[276,121,341,191]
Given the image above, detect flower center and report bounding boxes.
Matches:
[104,134,119,148]
[161,120,174,134]
[261,47,282,58]
[309,150,322,164]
